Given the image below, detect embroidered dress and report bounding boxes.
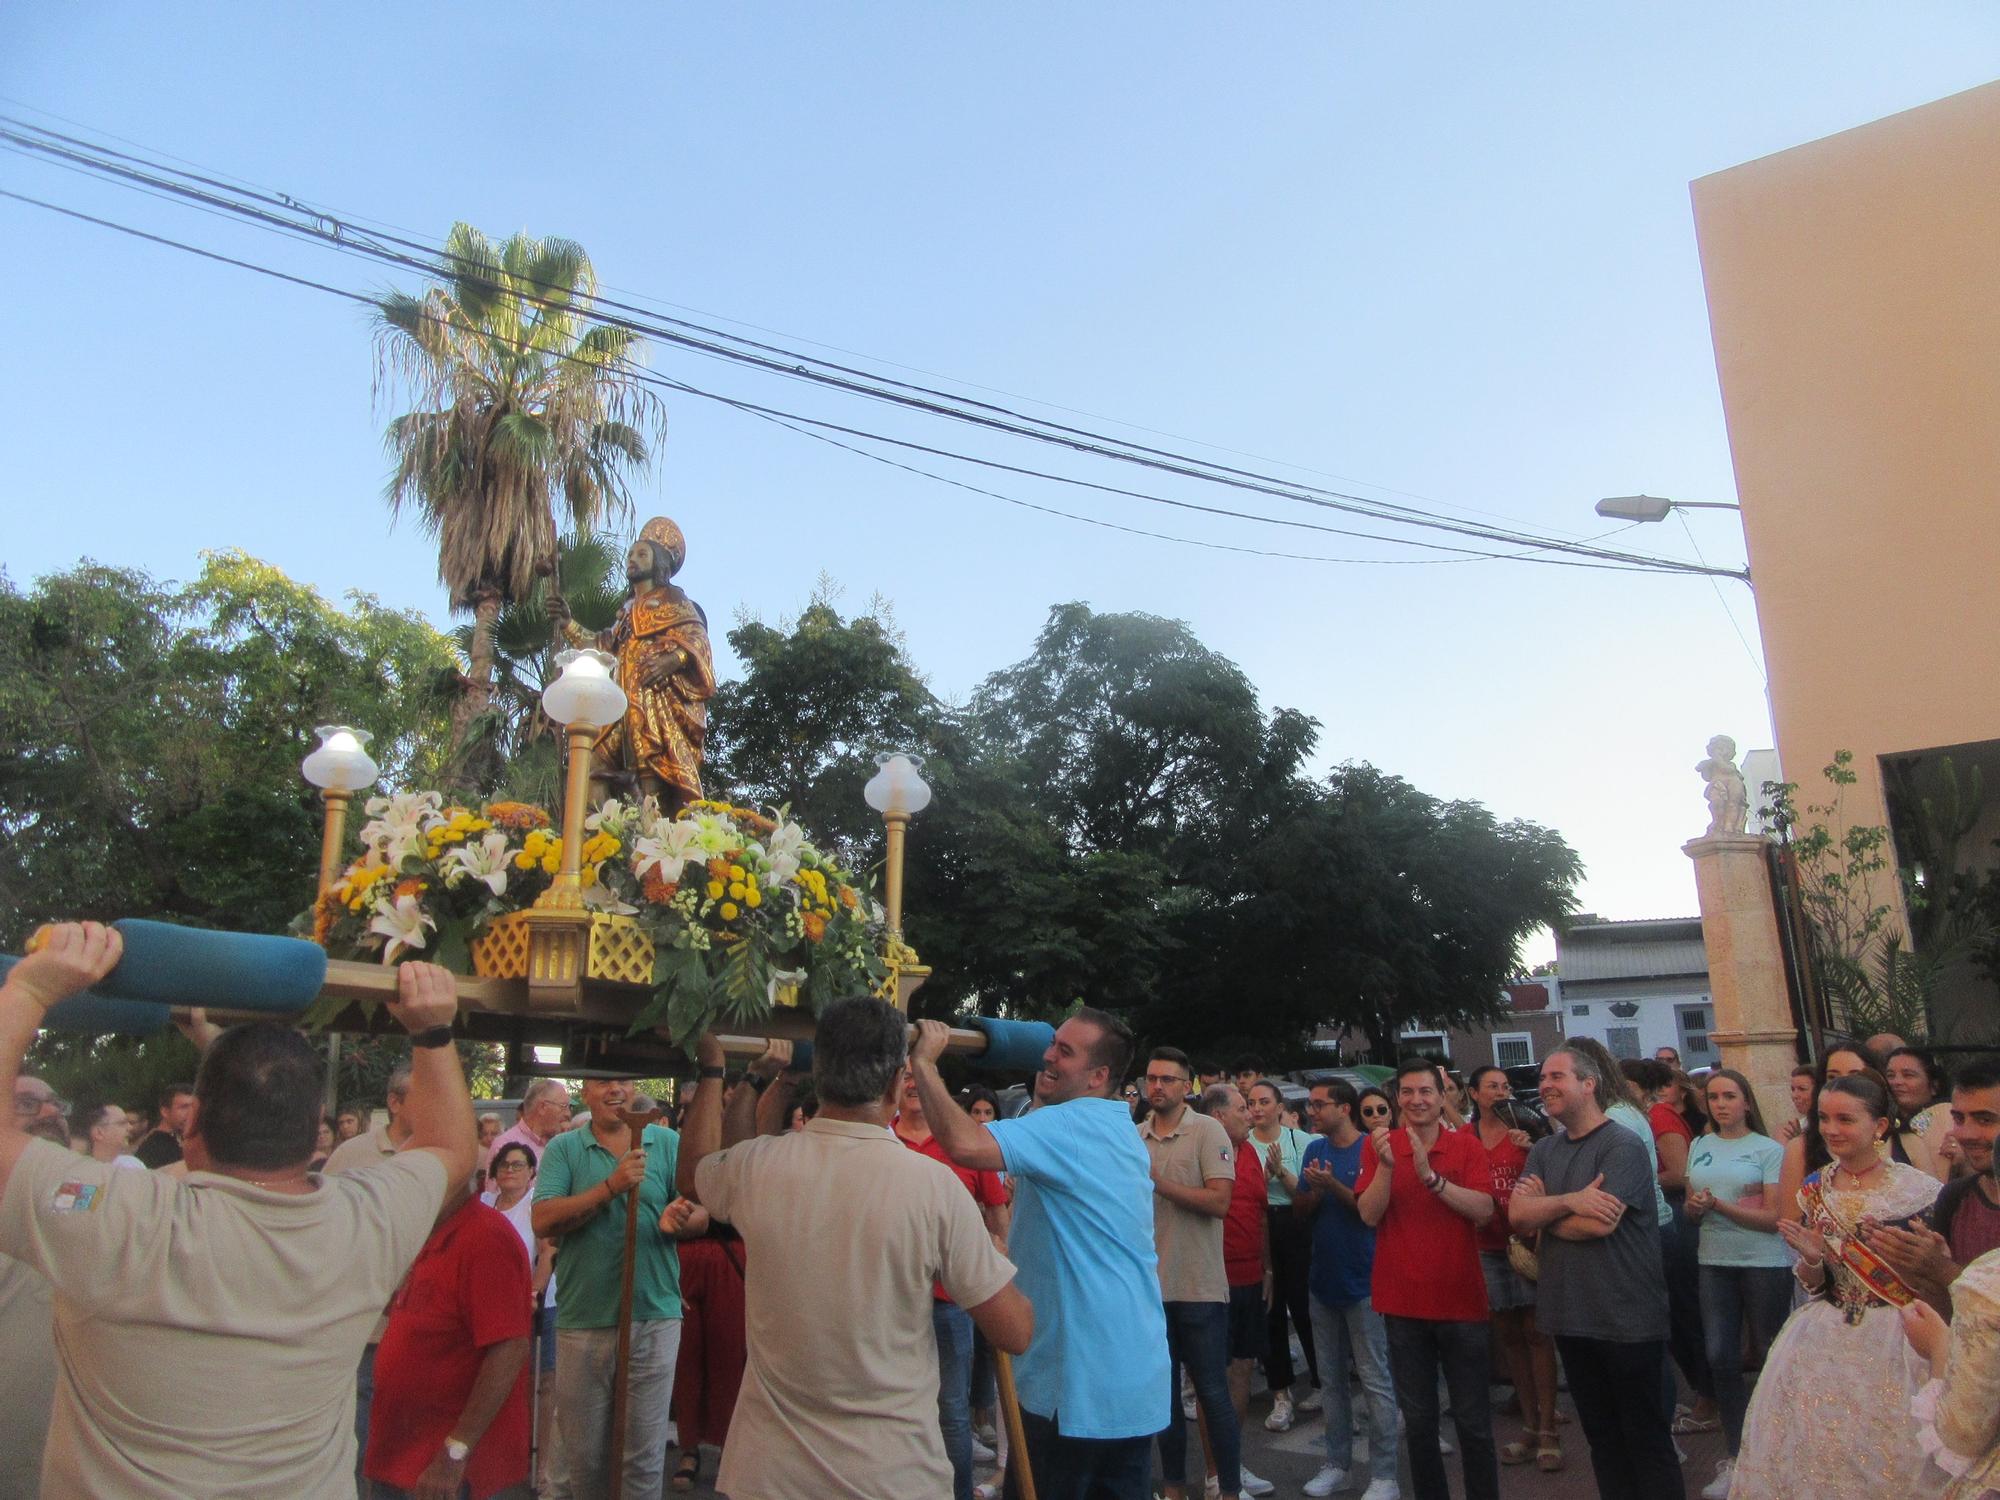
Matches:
[1730,1161,1943,1499]
[1912,1247,2000,1499]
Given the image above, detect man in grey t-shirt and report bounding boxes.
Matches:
[1508,1047,1678,1500]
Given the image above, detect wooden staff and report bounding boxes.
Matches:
[994,1348,1038,1500]
[605,1106,656,1500]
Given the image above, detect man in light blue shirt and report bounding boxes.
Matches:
[912,1009,1169,1500]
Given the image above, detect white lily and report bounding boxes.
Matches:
[633,819,705,885]
[363,790,442,823]
[582,881,639,916]
[442,832,512,897]
[768,968,807,1007]
[764,819,805,888]
[369,894,434,963]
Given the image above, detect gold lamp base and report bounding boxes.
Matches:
[471,909,656,1015]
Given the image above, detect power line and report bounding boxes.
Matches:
[0,114,1744,580]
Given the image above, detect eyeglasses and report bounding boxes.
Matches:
[1142,1073,1189,1087]
[494,1160,532,1172]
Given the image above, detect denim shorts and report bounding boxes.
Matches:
[1479,1248,1536,1312]
[1227,1283,1265,1360]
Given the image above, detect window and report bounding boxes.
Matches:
[1570,1004,1591,1017]
[1677,1004,1715,1061]
[1606,1026,1641,1060]
[1400,1032,1448,1061]
[1492,1033,1533,1069]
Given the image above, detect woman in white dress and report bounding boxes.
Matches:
[1729,1073,1944,1499]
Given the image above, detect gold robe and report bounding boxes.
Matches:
[591,585,716,802]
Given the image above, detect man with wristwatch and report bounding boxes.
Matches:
[363,1171,535,1498]
[0,926,477,1499]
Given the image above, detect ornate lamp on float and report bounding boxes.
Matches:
[863,751,934,1010]
[301,726,379,898]
[475,648,656,1017]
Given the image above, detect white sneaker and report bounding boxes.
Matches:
[1301,1465,1348,1498]
[1297,1385,1324,1413]
[1265,1390,1295,1432]
[1701,1458,1736,1499]
[970,1434,997,1464]
[1357,1481,1401,1500]
[1238,1467,1275,1497]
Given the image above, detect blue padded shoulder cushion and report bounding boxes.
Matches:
[100,919,327,1012]
[0,955,171,1035]
[966,1016,1055,1075]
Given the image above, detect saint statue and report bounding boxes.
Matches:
[1696,733,1750,836]
[548,517,716,812]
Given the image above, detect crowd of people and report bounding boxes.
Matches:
[4,922,2000,1500]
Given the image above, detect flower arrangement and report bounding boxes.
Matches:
[300,791,887,1042]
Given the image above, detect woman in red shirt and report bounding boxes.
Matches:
[1625,1057,1720,1434]
[1466,1066,1561,1471]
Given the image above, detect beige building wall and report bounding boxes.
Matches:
[1691,82,2000,944]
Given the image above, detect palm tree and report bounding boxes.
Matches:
[374,222,666,777]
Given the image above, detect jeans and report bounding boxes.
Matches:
[554,1318,681,1500]
[1264,1208,1320,1393]
[1661,1195,1715,1402]
[1382,1314,1498,1500]
[1159,1300,1240,1495]
[1308,1295,1399,1484]
[1010,1409,1153,1500]
[971,1328,998,1415]
[354,1342,376,1486]
[1554,1335,1683,1500]
[934,1300,976,1500]
[1699,1263,1794,1454]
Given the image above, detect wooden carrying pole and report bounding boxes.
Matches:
[994,1349,1038,1500]
[605,1107,655,1500]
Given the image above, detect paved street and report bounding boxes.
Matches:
[662,1375,1733,1497]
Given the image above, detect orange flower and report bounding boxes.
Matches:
[839,886,859,910]
[707,857,729,881]
[803,911,828,943]
[484,801,551,831]
[394,878,428,900]
[642,873,679,906]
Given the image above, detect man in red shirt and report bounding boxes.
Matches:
[365,1191,533,1500]
[893,1071,1010,1500]
[1356,1058,1498,1500]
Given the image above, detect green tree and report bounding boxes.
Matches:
[375,223,666,775]
[0,552,457,946]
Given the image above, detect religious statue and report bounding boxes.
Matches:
[547,516,715,813]
[1696,733,1750,836]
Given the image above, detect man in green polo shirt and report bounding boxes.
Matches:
[533,1075,703,1498]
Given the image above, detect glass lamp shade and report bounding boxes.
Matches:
[301,725,380,792]
[542,648,628,729]
[863,751,932,818]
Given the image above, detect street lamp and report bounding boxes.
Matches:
[1595,494,1744,522]
[537,649,627,910]
[863,751,932,943]
[301,726,379,898]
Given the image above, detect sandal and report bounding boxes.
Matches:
[671,1449,703,1492]
[1500,1431,1537,1465]
[1536,1430,1564,1472]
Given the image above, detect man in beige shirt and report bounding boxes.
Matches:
[1139,1044,1242,1500]
[0,925,476,1499]
[678,996,1033,1500]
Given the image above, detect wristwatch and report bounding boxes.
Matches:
[444,1437,470,1463]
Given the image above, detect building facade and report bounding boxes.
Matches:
[1555,916,1717,1067]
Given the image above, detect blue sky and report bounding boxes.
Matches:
[4,7,1996,960]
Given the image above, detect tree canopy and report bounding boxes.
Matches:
[4,558,1584,1068]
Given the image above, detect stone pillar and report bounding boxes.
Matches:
[1684,833,1800,1114]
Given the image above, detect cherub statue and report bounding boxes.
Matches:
[1697,734,1750,836]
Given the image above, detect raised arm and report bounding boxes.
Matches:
[675,1032,728,1201]
[0,924,124,1199]
[909,1020,1005,1173]
[386,962,480,1194]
